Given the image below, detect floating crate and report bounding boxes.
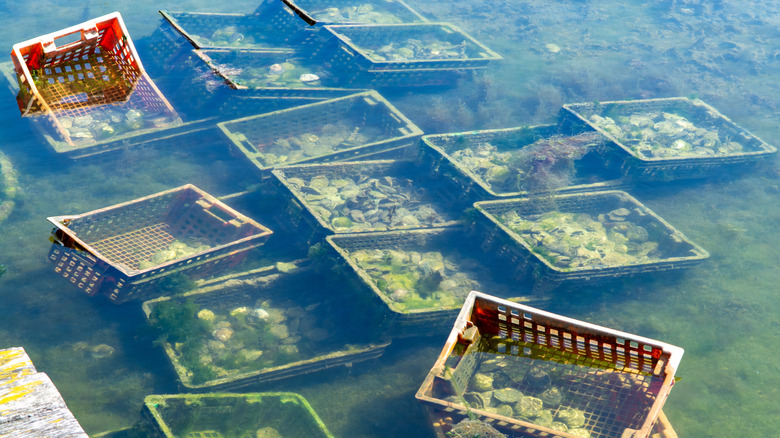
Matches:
[271,160,464,247]
[421,124,626,200]
[473,190,709,285]
[559,97,777,180]
[327,227,528,338]
[10,12,185,156]
[256,0,429,28]
[160,10,300,51]
[192,48,361,99]
[218,90,422,174]
[321,23,501,86]
[141,264,390,391]
[416,291,684,438]
[47,184,273,304]
[143,393,334,438]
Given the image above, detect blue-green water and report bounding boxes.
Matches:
[1,1,780,437]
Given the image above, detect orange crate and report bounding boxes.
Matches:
[416,291,683,438]
[10,12,182,154]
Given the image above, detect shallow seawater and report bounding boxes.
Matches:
[1,1,780,437]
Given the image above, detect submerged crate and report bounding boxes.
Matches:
[327,227,529,337]
[141,264,390,390]
[422,124,626,200]
[559,97,777,180]
[47,184,273,304]
[218,90,422,173]
[143,392,333,438]
[473,191,709,285]
[322,22,501,86]
[159,10,299,51]
[272,160,465,247]
[256,0,428,28]
[192,48,360,99]
[10,12,184,156]
[416,291,684,438]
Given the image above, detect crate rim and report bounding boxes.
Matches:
[158,9,297,53]
[143,391,335,438]
[47,184,273,276]
[415,290,684,438]
[562,96,778,162]
[324,22,503,64]
[421,124,627,198]
[473,190,710,274]
[278,0,430,26]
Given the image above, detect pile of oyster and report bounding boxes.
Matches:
[57,107,178,143]
[252,122,383,166]
[195,26,263,48]
[170,299,331,384]
[136,238,212,270]
[500,208,660,269]
[283,172,451,231]
[363,37,469,62]
[311,4,404,24]
[447,132,601,193]
[587,111,745,158]
[450,354,591,437]
[221,60,323,89]
[348,248,482,310]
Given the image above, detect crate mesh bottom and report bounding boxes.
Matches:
[90,223,176,270]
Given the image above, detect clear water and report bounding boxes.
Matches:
[1,1,779,437]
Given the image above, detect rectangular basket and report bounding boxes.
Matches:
[323,22,502,72]
[559,97,777,180]
[47,184,273,303]
[327,227,545,338]
[10,12,184,156]
[416,291,684,438]
[271,160,465,247]
[192,48,361,99]
[421,124,627,200]
[142,392,334,438]
[141,264,390,391]
[159,10,299,51]
[218,90,422,174]
[473,190,709,284]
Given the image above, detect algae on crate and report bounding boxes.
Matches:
[499,208,661,269]
[348,248,483,311]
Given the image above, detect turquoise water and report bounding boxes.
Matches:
[1,1,780,437]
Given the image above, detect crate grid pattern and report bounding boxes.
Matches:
[474,191,709,282]
[48,185,272,303]
[257,0,429,28]
[324,23,502,71]
[559,97,777,179]
[219,91,422,172]
[421,125,625,199]
[417,292,682,438]
[48,246,103,295]
[160,10,297,51]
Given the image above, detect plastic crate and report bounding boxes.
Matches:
[256,0,429,28]
[192,48,361,99]
[47,184,273,304]
[558,97,777,180]
[10,12,184,156]
[271,160,465,246]
[143,393,333,438]
[421,124,627,200]
[416,291,684,438]
[473,190,709,285]
[218,90,422,174]
[322,23,501,81]
[327,227,528,338]
[159,10,300,51]
[141,263,390,391]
